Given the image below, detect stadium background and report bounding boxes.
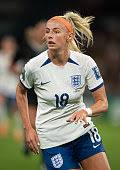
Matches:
[0,0,120,170]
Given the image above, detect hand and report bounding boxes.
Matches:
[67,109,88,124]
[24,127,40,154]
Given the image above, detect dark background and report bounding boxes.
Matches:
[0,1,120,170]
[0,0,120,39]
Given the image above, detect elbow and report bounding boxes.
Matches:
[102,98,108,112]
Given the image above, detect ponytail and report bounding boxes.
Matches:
[63,11,94,52]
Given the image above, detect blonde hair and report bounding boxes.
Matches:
[63,11,94,52]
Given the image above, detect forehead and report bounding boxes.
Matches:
[46,20,67,31]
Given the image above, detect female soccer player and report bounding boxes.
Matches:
[16,11,111,170]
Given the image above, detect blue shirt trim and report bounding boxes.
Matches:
[41,58,51,67]
[90,82,104,92]
[68,58,79,65]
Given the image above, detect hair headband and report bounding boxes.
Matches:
[48,16,73,33]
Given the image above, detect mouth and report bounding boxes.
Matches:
[48,41,55,45]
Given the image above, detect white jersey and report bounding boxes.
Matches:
[20,50,104,149]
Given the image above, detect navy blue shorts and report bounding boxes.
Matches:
[42,126,105,170]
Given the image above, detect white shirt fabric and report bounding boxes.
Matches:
[20,50,104,149]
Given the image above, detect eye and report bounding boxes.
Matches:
[54,29,61,34]
[45,29,50,34]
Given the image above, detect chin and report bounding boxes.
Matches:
[48,46,57,50]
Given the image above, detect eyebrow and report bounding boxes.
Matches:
[45,27,61,30]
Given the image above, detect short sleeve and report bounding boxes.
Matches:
[86,57,104,92]
[20,62,34,89]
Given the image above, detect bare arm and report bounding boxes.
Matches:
[16,82,40,154]
[67,85,108,123]
[90,85,108,116]
[16,82,31,129]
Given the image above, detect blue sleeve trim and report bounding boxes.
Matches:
[90,82,104,92]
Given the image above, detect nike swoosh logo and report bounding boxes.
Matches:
[41,81,51,85]
[93,143,101,148]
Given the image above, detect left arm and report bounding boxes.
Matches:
[67,85,108,123]
[68,56,108,123]
[90,85,108,116]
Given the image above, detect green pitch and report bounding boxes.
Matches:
[0,135,42,170]
[0,118,120,170]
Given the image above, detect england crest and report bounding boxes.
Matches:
[71,75,81,89]
[51,153,63,168]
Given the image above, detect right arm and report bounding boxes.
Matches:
[16,82,40,154]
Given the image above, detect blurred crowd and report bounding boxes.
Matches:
[89,17,120,125]
[0,20,47,147]
[0,16,120,145]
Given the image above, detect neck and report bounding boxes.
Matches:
[48,49,70,66]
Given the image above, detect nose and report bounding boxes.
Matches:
[47,32,53,39]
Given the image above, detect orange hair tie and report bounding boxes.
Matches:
[48,16,73,33]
